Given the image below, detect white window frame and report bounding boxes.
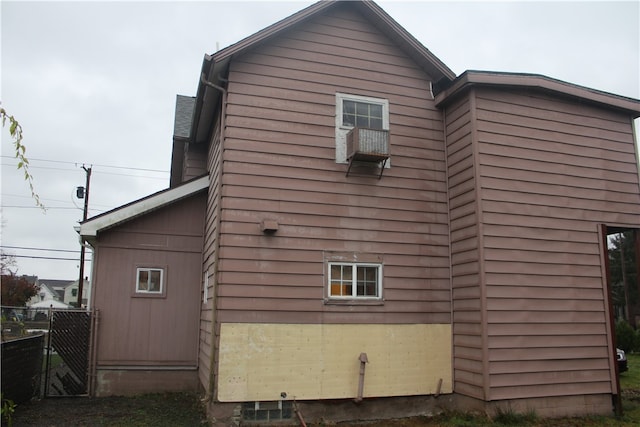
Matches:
[335,93,389,164]
[327,262,383,300]
[135,267,164,296]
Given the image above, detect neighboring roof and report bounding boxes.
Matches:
[80,175,209,243]
[20,275,38,285]
[38,279,74,289]
[434,70,640,117]
[35,283,62,301]
[173,95,195,140]
[191,0,456,144]
[170,95,196,187]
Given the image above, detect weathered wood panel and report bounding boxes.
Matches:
[474,86,640,400]
[214,6,451,327]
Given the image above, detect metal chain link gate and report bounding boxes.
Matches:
[44,310,92,396]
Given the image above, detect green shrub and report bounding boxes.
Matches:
[617,320,636,353]
[1,393,16,427]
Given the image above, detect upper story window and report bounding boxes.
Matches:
[335,93,389,164]
[328,262,382,300]
[136,267,164,296]
[342,100,384,129]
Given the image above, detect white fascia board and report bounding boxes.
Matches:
[80,175,209,240]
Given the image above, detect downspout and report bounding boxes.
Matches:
[200,69,228,403]
[87,243,99,397]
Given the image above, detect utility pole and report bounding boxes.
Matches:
[77,165,92,308]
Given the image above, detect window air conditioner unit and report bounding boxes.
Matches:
[346,127,389,178]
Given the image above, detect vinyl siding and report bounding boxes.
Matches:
[182,142,207,182]
[215,5,451,326]
[473,87,640,400]
[445,94,485,400]
[199,116,222,394]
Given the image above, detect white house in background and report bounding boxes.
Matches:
[25,278,91,308]
[63,278,92,308]
[26,281,60,306]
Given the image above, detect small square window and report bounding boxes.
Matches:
[136,268,164,295]
[328,262,382,300]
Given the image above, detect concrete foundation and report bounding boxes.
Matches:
[94,367,199,397]
[205,392,615,426]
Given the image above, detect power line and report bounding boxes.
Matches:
[93,170,167,180]
[0,155,169,173]
[1,163,168,180]
[2,193,115,209]
[1,246,80,254]
[1,206,82,210]
[10,254,92,262]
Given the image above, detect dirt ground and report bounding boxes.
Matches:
[9,391,640,427]
[10,393,208,427]
[9,393,432,427]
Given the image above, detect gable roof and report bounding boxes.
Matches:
[435,70,640,116]
[191,0,456,144]
[80,175,209,244]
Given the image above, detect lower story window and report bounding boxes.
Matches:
[328,263,382,299]
[136,268,163,294]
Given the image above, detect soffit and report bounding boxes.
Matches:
[80,175,209,243]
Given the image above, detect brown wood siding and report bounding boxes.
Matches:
[92,194,206,366]
[473,87,640,400]
[444,94,485,400]
[199,118,221,393]
[182,142,208,182]
[213,5,451,326]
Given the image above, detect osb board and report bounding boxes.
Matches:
[217,323,452,401]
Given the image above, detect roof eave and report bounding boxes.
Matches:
[435,70,640,116]
[355,1,455,81]
[80,175,209,244]
[191,0,457,144]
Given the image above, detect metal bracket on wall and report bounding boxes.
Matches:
[346,157,388,179]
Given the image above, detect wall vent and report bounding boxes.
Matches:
[346,127,390,178]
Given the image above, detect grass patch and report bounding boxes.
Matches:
[47,353,63,369]
[620,353,640,390]
[12,392,207,426]
[493,406,537,425]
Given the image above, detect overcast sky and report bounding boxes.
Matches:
[1,0,639,281]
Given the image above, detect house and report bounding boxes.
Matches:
[80,0,640,424]
[26,278,91,308]
[27,279,66,305]
[62,278,92,308]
